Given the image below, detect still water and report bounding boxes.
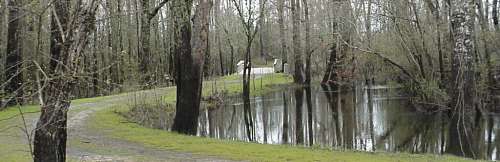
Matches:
[196,84,500,160]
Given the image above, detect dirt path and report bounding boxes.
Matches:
[64,89,236,162]
[0,88,234,162]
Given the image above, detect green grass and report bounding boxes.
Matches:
[0,105,36,162]
[90,106,477,162]
[206,73,293,96]
[0,105,39,120]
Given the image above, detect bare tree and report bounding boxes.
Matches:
[33,0,99,161]
[230,0,267,141]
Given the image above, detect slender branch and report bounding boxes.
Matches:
[149,0,172,20]
[342,41,417,82]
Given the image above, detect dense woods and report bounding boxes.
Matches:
[1,0,500,160]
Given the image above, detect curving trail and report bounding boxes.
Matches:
[65,89,235,162]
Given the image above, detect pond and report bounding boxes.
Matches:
[196,84,500,160]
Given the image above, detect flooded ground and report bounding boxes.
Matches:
[196,84,500,160]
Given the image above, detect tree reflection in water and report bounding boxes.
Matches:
[189,84,500,160]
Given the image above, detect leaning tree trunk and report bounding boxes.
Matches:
[33,1,98,161]
[5,0,23,106]
[172,0,212,135]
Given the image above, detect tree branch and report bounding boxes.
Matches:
[341,41,418,83]
[149,0,172,20]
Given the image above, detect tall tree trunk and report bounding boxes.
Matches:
[278,0,287,70]
[322,46,338,83]
[5,0,23,106]
[450,0,475,111]
[220,22,235,74]
[365,0,372,46]
[218,34,225,75]
[107,0,117,92]
[117,0,125,87]
[34,1,98,161]
[203,28,211,77]
[92,32,99,96]
[172,0,211,135]
[139,0,152,89]
[292,0,303,84]
[493,0,499,30]
[304,0,312,84]
[0,0,4,86]
[259,0,266,62]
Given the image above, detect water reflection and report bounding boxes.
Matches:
[194,84,500,160]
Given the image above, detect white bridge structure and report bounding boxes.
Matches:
[236,59,287,75]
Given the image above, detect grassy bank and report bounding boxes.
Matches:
[88,74,476,162]
[91,108,475,162]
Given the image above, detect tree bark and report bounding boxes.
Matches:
[303,0,312,84]
[450,0,475,111]
[221,25,235,74]
[92,32,99,96]
[259,0,266,61]
[278,0,287,70]
[217,34,225,75]
[322,46,338,83]
[172,0,212,135]
[139,0,152,89]
[493,0,499,30]
[34,0,98,161]
[5,0,23,106]
[0,1,4,86]
[365,0,372,46]
[292,0,303,84]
